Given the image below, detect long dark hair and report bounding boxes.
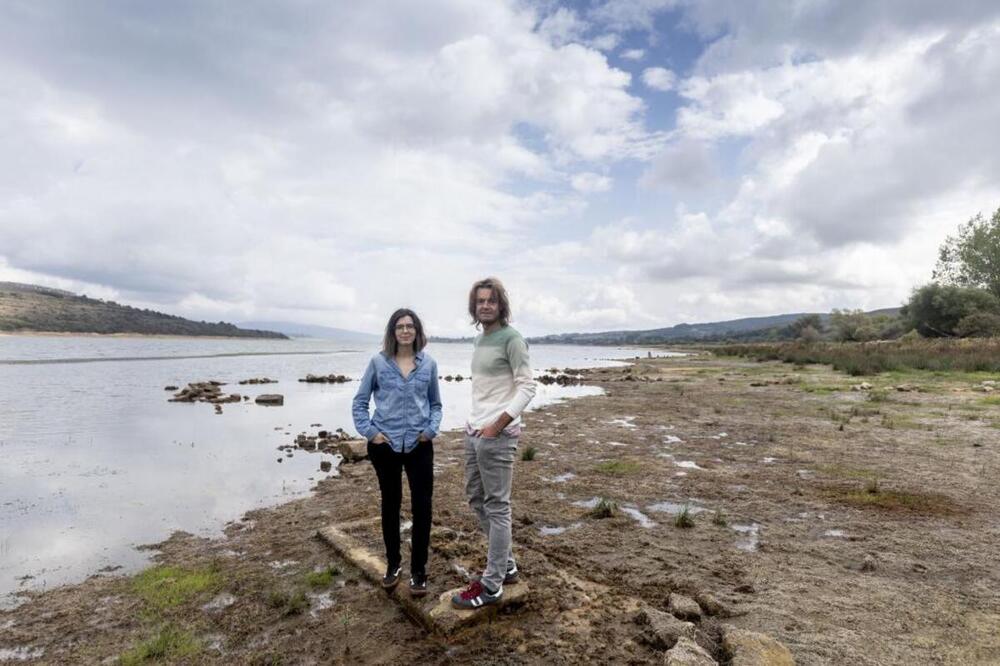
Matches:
[382,308,427,356]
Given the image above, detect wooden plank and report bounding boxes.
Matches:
[316,522,529,635]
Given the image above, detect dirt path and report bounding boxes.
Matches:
[2,354,999,664]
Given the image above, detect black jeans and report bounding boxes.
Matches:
[367,439,434,575]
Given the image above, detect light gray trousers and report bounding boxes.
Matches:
[464,433,517,591]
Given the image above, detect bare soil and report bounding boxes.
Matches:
[3,354,999,664]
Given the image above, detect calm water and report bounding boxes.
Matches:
[0,335,662,607]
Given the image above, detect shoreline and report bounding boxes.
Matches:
[0,331,291,341]
[3,355,998,663]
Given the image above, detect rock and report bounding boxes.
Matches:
[238,377,277,385]
[668,593,702,621]
[861,554,877,572]
[695,592,726,617]
[337,439,368,462]
[214,405,222,414]
[299,374,351,383]
[164,385,178,391]
[635,606,696,650]
[320,460,332,472]
[664,636,717,665]
[256,394,284,406]
[722,626,795,666]
[851,382,872,391]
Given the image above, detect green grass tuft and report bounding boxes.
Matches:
[588,498,618,519]
[304,566,341,588]
[711,509,728,527]
[268,589,309,617]
[120,625,200,665]
[521,446,537,461]
[131,565,222,610]
[674,504,695,529]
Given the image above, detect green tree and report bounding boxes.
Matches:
[901,283,1000,337]
[933,207,1000,298]
[829,309,875,342]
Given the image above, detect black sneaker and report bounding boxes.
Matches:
[451,580,502,609]
[409,572,428,597]
[382,564,401,590]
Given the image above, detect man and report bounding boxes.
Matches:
[452,277,536,609]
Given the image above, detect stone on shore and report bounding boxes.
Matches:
[668,593,702,621]
[336,439,368,462]
[255,394,284,406]
[634,606,696,649]
[664,636,717,665]
[299,374,351,384]
[722,626,795,666]
[695,592,727,617]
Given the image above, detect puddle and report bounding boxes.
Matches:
[608,441,627,447]
[674,461,703,470]
[0,647,45,661]
[733,441,751,447]
[823,529,847,538]
[657,452,675,459]
[571,497,603,509]
[647,501,708,516]
[731,523,760,552]
[761,457,778,464]
[663,435,683,444]
[545,472,576,483]
[538,522,583,536]
[607,417,637,429]
[201,592,236,612]
[620,506,656,528]
[796,469,814,478]
[674,471,687,477]
[269,560,297,570]
[308,591,335,617]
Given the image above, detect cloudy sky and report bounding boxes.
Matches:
[2,1,1000,336]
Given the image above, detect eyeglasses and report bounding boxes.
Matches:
[395,323,416,331]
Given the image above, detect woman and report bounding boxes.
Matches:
[352,308,442,596]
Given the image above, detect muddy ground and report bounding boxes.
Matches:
[2,353,999,664]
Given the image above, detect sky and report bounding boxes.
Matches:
[2,0,1000,337]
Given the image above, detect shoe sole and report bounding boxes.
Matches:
[410,587,428,598]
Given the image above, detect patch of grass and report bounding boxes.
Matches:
[674,504,695,529]
[588,498,618,519]
[304,566,341,588]
[828,485,964,515]
[120,625,200,665]
[521,446,537,461]
[711,510,728,527]
[817,464,877,480]
[268,589,309,617]
[801,384,843,394]
[866,388,890,402]
[131,565,222,610]
[595,460,642,475]
[980,396,1000,406]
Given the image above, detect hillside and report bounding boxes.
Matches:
[527,308,901,345]
[238,320,377,342]
[0,282,287,338]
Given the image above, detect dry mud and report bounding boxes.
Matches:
[2,354,999,664]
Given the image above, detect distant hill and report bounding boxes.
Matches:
[527,308,901,345]
[0,282,288,338]
[238,320,377,342]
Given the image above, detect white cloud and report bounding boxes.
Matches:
[641,66,676,91]
[621,48,646,60]
[571,172,613,193]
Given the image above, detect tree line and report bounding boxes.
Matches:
[788,207,1000,342]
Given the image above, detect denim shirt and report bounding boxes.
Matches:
[351,351,443,454]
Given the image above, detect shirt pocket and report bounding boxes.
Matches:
[376,368,399,392]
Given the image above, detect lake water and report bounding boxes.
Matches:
[0,335,661,607]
